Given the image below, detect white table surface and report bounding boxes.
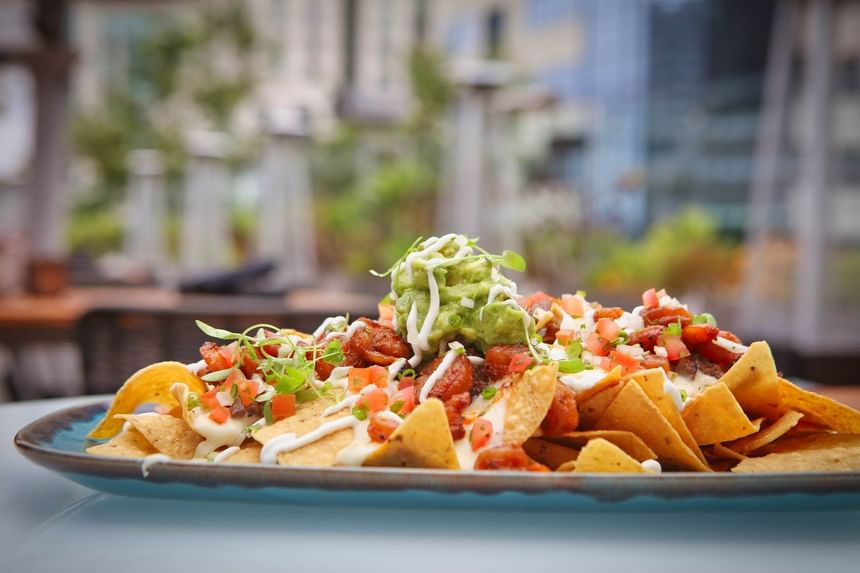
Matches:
[3,396,860,573]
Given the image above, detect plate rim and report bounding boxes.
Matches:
[14,399,860,502]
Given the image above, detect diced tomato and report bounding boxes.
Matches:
[696,341,742,369]
[200,341,231,372]
[519,291,554,312]
[470,419,493,451]
[484,344,530,380]
[397,376,416,390]
[593,306,624,320]
[218,342,237,364]
[662,334,690,361]
[609,350,642,376]
[555,329,577,345]
[239,351,258,378]
[367,413,399,443]
[208,404,230,424]
[368,365,389,388]
[641,354,671,372]
[260,330,281,358]
[348,367,373,392]
[271,394,296,419]
[586,332,612,357]
[681,324,719,347]
[221,369,245,393]
[642,288,660,309]
[595,356,612,370]
[237,380,259,407]
[596,318,621,341]
[508,353,534,373]
[391,385,415,415]
[201,388,219,410]
[356,389,389,413]
[560,293,586,317]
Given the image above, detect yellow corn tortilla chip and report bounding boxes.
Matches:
[725,410,804,456]
[542,430,656,462]
[224,442,261,464]
[596,380,710,471]
[503,363,558,444]
[523,438,579,470]
[731,445,860,473]
[682,382,758,445]
[719,341,782,419]
[777,378,860,433]
[578,378,626,429]
[86,428,157,458]
[88,361,206,440]
[253,399,354,467]
[116,413,202,459]
[363,398,459,469]
[627,368,707,464]
[709,442,747,462]
[763,432,860,455]
[556,460,577,472]
[572,438,648,473]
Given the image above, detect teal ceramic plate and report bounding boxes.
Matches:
[15,401,860,511]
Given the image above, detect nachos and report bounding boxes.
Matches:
[87,234,860,473]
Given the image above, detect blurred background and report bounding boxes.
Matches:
[0,0,858,401]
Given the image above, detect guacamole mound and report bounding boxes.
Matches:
[391,236,532,354]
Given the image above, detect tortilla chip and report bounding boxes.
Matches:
[116,413,202,459]
[541,430,656,462]
[725,410,804,456]
[503,363,558,444]
[777,378,860,433]
[762,432,860,455]
[682,382,758,445]
[578,380,626,429]
[719,341,782,419]
[86,428,157,458]
[363,398,459,469]
[88,361,206,440]
[731,445,860,473]
[556,460,577,472]
[627,368,706,464]
[709,442,747,462]
[575,366,623,403]
[253,399,354,467]
[571,438,648,473]
[596,381,710,471]
[523,438,579,470]
[224,442,261,464]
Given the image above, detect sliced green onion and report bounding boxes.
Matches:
[666,322,682,337]
[399,368,416,380]
[390,400,404,413]
[692,313,717,327]
[201,368,233,382]
[558,358,586,374]
[263,400,273,425]
[449,314,463,328]
[481,387,497,400]
[352,406,368,421]
[565,340,583,359]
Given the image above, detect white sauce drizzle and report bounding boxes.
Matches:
[467,355,485,366]
[141,453,171,478]
[313,316,347,340]
[662,370,686,411]
[375,411,404,426]
[415,268,440,351]
[260,416,357,464]
[387,358,407,382]
[559,369,609,393]
[713,336,750,354]
[403,233,457,279]
[212,446,241,463]
[418,348,459,403]
[186,359,207,375]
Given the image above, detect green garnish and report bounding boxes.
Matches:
[399,368,416,380]
[448,314,463,328]
[679,389,688,402]
[692,313,717,327]
[186,394,200,410]
[576,290,587,298]
[666,322,682,337]
[565,340,583,359]
[321,339,345,366]
[201,368,233,382]
[390,400,405,413]
[352,405,368,421]
[481,387,497,400]
[558,358,586,374]
[263,400,273,425]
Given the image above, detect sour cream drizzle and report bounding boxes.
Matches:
[141,453,171,478]
[212,446,240,463]
[418,348,459,403]
[403,234,457,279]
[415,268,440,351]
[260,416,357,464]
[313,316,347,339]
